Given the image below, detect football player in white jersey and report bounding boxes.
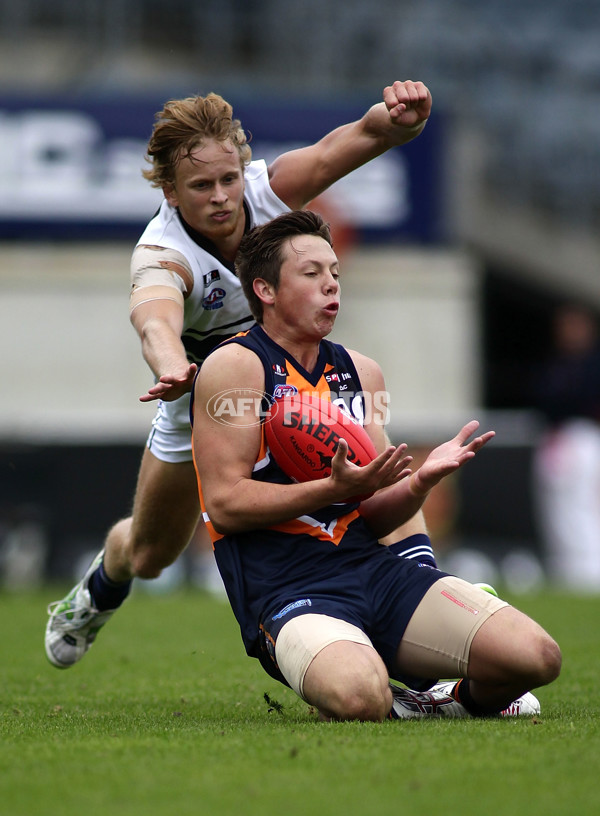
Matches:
[46,81,438,669]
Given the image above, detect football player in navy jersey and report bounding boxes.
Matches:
[191,210,561,721]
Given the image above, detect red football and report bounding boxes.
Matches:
[264,393,377,499]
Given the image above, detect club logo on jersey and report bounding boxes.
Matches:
[202,287,226,310]
[273,384,298,399]
[272,363,287,376]
[203,269,221,286]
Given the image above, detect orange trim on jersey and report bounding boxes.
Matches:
[192,442,219,548]
[269,508,360,546]
[283,367,335,399]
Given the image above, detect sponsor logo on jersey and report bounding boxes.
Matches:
[203,269,221,286]
[202,287,226,310]
[272,363,287,376]
[325,372,340,383]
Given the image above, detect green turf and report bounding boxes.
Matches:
[1,586,598,816]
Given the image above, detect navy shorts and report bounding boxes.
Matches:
[257,546,447,685]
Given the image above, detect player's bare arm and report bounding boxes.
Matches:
[129,244,197,402]
[359,420,496,538]
[346,346,434,544]
[268,80,432,210]
[345,348,494,542]
[194,346,411,535]
[130,294,196,403]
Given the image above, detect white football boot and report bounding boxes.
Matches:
[45,550,116,668]
[390,681,540,719]
[390,683,470,719]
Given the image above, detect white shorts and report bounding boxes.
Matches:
[146,397,194,464]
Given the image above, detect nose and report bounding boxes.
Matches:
[211,183,228,203]
[324,272,339,294]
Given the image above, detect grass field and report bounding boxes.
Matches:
[1,585,598,816]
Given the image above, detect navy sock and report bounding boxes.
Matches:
[88,561,132,611]
[453,679,502,718]
[388,533,438,568]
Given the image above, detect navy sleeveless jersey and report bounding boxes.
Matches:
[197,326,443,663]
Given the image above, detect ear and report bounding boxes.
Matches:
[253,278,275,307]
[163,183,178,208]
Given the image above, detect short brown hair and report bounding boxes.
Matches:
[142,93,252,188]
[236,210,333,324]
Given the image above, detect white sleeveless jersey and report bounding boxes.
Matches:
[137,159,290,441]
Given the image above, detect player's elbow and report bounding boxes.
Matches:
[204,496,242,536]
[209,516,235,536]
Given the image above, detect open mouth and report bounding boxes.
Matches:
[211,210,231,222]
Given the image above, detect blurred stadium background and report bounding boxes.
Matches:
[1,0,599,590]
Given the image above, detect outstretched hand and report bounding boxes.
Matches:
[409,420,495,497]
[139,363,198,403]
[383,80,432,129]
[329,439,413,501]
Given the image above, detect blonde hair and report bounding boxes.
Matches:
[142,93,252,188]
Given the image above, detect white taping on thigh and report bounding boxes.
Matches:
[275,614,372,699]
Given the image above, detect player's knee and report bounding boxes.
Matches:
[128,539,176,579]
[510,631,562,689]
[470,610,561,689]
[130,555,161,580]
[105,518,163,579]
[330,673,392,722]
[531,633,562,686]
